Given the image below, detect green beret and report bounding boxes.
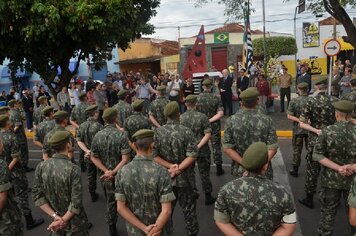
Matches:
[202,79,213,86]
[164,101,179,117]
[185,95,198,104]
[297,82,309,89]
[240,87,259,101]
[38,96,47,102]
[53,110,69,119]
[333,100,355,113]
[117,89,128,98]
[0,115,9,126]
[0,106,9,113]
[242,142,268,171]
[102,107,117,120]
[314,77,327,85]
[7,99,17,107]
[132,129,154,141]
[79,92,87,99]
[48,130,71,147]
[42,106,54,116]
[156,85,167,92]
[85,105,98,114]
[132,99,144,109]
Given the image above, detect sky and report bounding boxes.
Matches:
[146,0,356,40]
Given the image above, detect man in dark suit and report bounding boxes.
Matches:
[22,89,34,132]
[220,69,233,115]
[236,68,250,97]
[296,65,312,93]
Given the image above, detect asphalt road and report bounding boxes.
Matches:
[22,139,349,236]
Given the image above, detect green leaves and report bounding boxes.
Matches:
[253,36,297,59]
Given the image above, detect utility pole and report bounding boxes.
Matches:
[262,0,266,68]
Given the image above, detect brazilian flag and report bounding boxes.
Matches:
[214,32,229,44]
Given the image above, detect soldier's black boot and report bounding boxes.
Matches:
[298,194,314,208]
[109,224,117,236]
[216,164,225,176]
[289,166,298,178]
[90,191,98,202]
[80,162,87,172]
[25,213,44,230]
[205,192,216,206]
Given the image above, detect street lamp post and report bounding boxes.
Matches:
[294,6,299,79]
[262,0,267,67]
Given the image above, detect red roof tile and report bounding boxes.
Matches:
[205,23,263,34]
[319,16,341,26]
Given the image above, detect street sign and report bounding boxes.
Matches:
[324,39,341,56]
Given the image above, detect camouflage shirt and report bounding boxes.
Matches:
[124,112,151,141]
[33,105,46,126]
[153,120,198,187]
[77,117,103,149]
[34,119,55,143]
[91,124,131,171]
[32,153,88,234]
[287,95,312,135]
[9,109,26,143]
[43,125,74,158]
[0,159,23,235]
[149,96,170,126]
[0,130,22,173]
[70,102,89,125]
[313,121,356,190]
[223,108,278,178]
[348,176,356,208]
[115,156,175,236]
[342,89,356,118]
[197,91,224,119]
[299,91,337,145]
[113,100,133,128]
[180,109,211,156]
[214,174,295,236]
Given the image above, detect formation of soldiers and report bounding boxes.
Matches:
[0,74,355,236]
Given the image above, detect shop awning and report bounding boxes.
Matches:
[323,38,354,51]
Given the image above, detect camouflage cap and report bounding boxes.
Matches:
[117,89,128,98]
[132,99,144,109]
[7,99,17,107]
[78,92,87,99]
[38,96,47,102]
[333,100,355,114]
[164,101,179,117]
[53,110,69,119]
[85,105,98,114]
[0,115,9,126]
[242,142,268,171]
[48,130,71,147]
[132,129,154,140]
[185,95,198,104]
[202,79,213,86]
[314,77,327,85]
[42,106,54,116]
[156,85,167,92]
[102,107,117,120]
[297,82,309,89]
[240,87,259,101]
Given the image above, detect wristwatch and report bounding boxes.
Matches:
[52,212,58,219]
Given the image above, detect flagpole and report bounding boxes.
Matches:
[262,0,267,69]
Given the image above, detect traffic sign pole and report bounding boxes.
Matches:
[324,39,341,96]
[328,56,333,95]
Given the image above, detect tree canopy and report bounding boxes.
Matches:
[253,36,297,59]
[0,0,160,95]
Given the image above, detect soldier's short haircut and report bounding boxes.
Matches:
[52,141,69,152]
[351,79,356,87]
[203,84,213,90]
[104,116,116,124]
[241,100,258,109]
[54,116,67,124]
[166,110,180,120]
[317,83,327,90]
[135,137,153,151]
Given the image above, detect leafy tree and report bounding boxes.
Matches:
[0,0,160,96]
[253,36,297,59]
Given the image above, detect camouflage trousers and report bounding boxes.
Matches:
[318,187,350,236]
[19,141,29,168]
[291,133,308,167]
[304,145,321,195]
[86,160,97,193]
[12,170,31,215]
[50,230,88,236]
[101,179,117,225]
[196,154,212,193]
[172,186,199,235]
[210,122,222,165]
[79,150,85,166]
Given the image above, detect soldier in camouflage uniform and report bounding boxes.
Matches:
[90,108,130,236]
[154,101,199,236]
[214,142,296,235]
[116,129,175,236]
[180,95,216,205]
[149,85,170,128]
[33,96,48,127]
[287,82,312,177]
[223,88,278,180]
[77,105,103,202]
[32,130,90,235]
[33,106,55,149]
[0,139,23,235]
[0,115,44,230]
[197,79,225,176]
[70,92,89,172]
[342,77,356,120]
[298,77,337,208]
[8,99,33,172]
[312,100,356,236]
[124,99,151,142]
[348,169,356,234]
[112,89,133,129]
